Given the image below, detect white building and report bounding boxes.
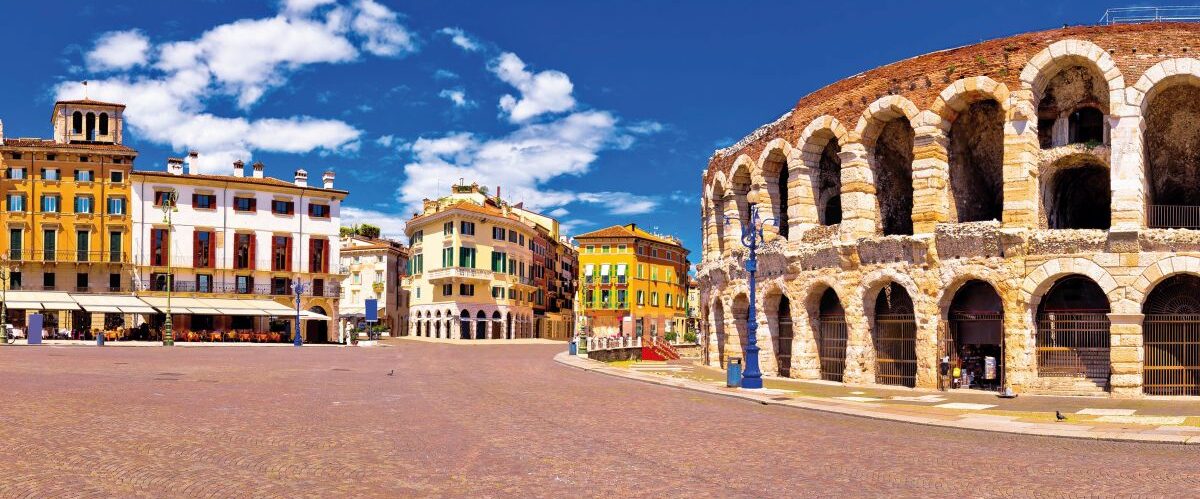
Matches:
[338,235,410,339]
[130,155,346,342]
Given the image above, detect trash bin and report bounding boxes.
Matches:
[727,357,742,387]
[568,340,578,356]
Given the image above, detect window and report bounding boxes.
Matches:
[309,203,330,218]
[109,273,120,292]
[42,229,56,262]
[518,234,524,245]
[508,289,516,300]
[508,231,517,243]
[459,247,476,268]
[651,292,659,306]
[442,283,453,296]
[442,247,454,267]
[76,272,88,292]
[76,230,89,262]
[492,286,504,298]
[412,230,423,244]
[602,245,610,254]
[309,238,329,273]
[312,279,324,297]
[40,195,60,213]
[352,272,361,284]
[271,200,294,215]
[508,258,516,275]
[233,196,256,212]
[75,169,94,182]
[458,284,475,296]
[584,264,594,283]
[443,222,454,235]
[107,197,125,215]
[109,170,123,183]
[637,290,645,306]
[618,244,626,253]
[271,277,290,296]
[617,290,627,307]
[9,271,20,289]
[666,294,673,307]
[41,168,59,181]
[616,264,627,284]
[197,274,213,293]
[7,168,24,180]
[109,231,122,262]
[153,191,174,207]
[235,275,253,294]
[586,245,594,253]
[460,221,475,235]
[600,264,610,284]
[7,194,24,212]
[492,227,506,240]
[272,235,292,271]
[409,253,423,274]
[193,193,216,210]
[74,195,93,214]
[7,229,21,262]
[234,233,254,269]
[151,228,168,266]
[194,231,213,268]
[43,272,55,289]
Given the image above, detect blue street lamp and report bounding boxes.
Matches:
[292,280,305,347]
[726,192,775,389]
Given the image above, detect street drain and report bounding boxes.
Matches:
[331,368,351,371]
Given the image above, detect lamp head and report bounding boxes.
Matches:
[746,190,761,205]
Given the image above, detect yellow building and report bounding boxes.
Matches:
[0,99,135,330]
[575,224,690,340]
[404,183,574,340]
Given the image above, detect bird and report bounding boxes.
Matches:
[387,370,394,376]
[1055,410,1067,422]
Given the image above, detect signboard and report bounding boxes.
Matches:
[27,313,43,345]
[365,298,378,322]
[984,356,997,380]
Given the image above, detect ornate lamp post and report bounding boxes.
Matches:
[292,280,305,347]
[161,191,177,346]
[726,191,774,389]
[0,255,10,343]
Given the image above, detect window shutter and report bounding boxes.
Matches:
[249,198,257,212]
[249,233,257,270]
[193,231,200,267]
[209,232,217,269]
[286,236,293,272]
[322,239,330,273]
[192,193,198,208]
[309,238,317,272]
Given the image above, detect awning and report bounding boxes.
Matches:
[4,301,42,310]
[600,264,610,276]
[6,291,78,311]
[616,264,627,276]
[71,294,157,314]
[219,308,268,316]
[119,306,159,314]
[84,306,122,313]
[301,310,331,320]
[42,302,81,311]
[584,264,594,276]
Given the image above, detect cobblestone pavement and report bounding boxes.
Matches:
[1,342,1199,497]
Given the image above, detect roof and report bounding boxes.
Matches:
[132,170,349,195]
[1,138,137,154]
[410,200,523,224]
[575,224,686,250]
[54,99,127,109]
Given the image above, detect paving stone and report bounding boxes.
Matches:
[935,402,997,410]
[1077,408,1137,416]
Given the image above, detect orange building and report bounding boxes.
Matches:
[575,224,689,340]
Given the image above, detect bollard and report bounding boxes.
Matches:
[727,357,742,387]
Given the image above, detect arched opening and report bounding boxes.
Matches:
[1044,157,1110,230]
[1068,107,1103,145]
[945,280,1004,391]
[85,112,96,141]
[710,184,727,254]
[713,300,727,368]
[730,164,752,231]
[1142,274,1200,395]
[1146,82,1200,228]
[872,283,916,387]
[71,111,83,134]
[732,293,750,358]
[948,99,1004,223]
[871,119,914,235]
[762,150,789,239]
[475,310,487,339]
[506,313,513,340]
[815,139,842,226]
[460,309,471,339]
[1035,275,1111,390]
[492,311,502,340]
[434,311,442,339]
[306,307,328,343]
[816,288,847,382]
[1036,64,1109,148]
[99,113,110,136]
[769,294,793,377]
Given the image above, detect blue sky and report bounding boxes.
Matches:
[0,0,1110,257]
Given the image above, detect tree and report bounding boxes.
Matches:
[359,224,381,239]
[340,226,356,238]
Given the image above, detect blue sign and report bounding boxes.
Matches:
[27,313,43,345]
[365,298,378,322]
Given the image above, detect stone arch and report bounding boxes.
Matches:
[710,295,728,367]
[1132,59,1200,219]
[933,77,1011,223]
[1040,153,1111,230]
[729,155,754,232]
[1019,39,1126,116]
[756,138,793,240]
[1021,257,1120,311]
[855,95,920,236]
[709,172,729,256]
[798,116,850,227]
[760,280,796,377]
[802,276,848,382]
[1128,255,1200,305]
[1128,58,1200,112]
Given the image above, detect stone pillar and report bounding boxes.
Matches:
[795,308,821,380]
[755,298,778,377]
[1002,90,1040,229]
[910,116,950,235]
[722,197,741,251]
[1109,113,1146,230]
[842,303,873,384]
[1108,313,1144,398]
[838,142,877,239]
[787,151,817,237]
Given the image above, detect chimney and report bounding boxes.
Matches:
[322,170,335,189]
[233,160,244,177]
[185,151,198,174]
[294,169,308,187]
[0,118,5,141]
[167,157,184,175]
[252,161,264,178]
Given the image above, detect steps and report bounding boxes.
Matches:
[1030,377,1110,396]
[642,339,680,361]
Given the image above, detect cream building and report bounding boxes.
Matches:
[338,235,409,338]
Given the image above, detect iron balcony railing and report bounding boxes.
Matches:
[7,249,128,263]
[1100,6,1200,25]
[1148,205,1200,229]
[136,280,341,297]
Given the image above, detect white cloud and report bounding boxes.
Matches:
[627,120,665,135]
[375,134,396,148]
[60,0,416,172]
[547,208,569,218]
[438,88,475,108]
[433,68,458,80]
[341,206,412,240]
[87,30,151,72]
[491,52,575,122]
[438,27,480,52]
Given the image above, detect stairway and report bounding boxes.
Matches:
[642,338,680,361]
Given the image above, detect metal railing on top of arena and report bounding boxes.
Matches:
[1099,6,1200,25]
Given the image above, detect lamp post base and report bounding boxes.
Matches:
[739,376,763,389]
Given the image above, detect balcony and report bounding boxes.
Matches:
[424,266,493,283]
[1149,205,1200,229]
[136,280,341,297]
[7,250,128,264]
